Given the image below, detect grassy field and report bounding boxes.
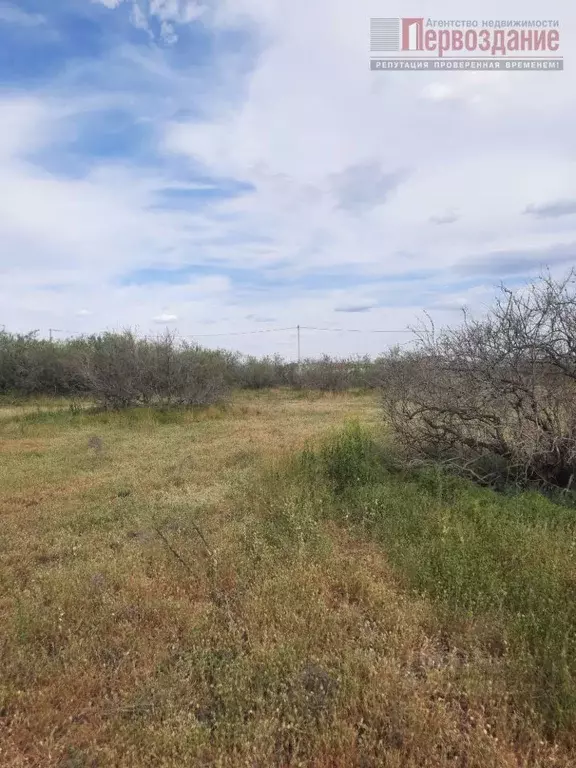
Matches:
[1,391,575,767]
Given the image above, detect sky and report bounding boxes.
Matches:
[0,0,574,358]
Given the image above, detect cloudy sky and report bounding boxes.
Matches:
[0,0,574,358]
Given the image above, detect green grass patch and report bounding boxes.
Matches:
[258,423,576,738]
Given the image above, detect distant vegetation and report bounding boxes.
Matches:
[0,328,388,407]
[3,270,576,492]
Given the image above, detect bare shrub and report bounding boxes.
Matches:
[381,271,576,490]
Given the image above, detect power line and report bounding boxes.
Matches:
[181,327,296,338]
[47,325,413,338]
[301,326,412,334]
[183,326,413,337]
[49,328,108,337]
[45,324,414,368]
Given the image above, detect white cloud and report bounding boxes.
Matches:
[94,0,124,8]
[149,0,205,24]
[94,0,205,40]
[153,313,178,323]
[130,2,151,34]
[160,20,177,44]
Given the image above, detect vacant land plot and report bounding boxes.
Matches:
[1,391,574,766]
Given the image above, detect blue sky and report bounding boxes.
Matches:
[0,0,574,357]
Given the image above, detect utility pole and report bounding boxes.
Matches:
[297,325,301,369]
[49,329,62,342]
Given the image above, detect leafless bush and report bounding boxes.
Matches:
[381,271,576,490]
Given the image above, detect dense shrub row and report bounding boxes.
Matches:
[0,330,388,407]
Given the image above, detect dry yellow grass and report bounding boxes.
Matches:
[0,391,572,766]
